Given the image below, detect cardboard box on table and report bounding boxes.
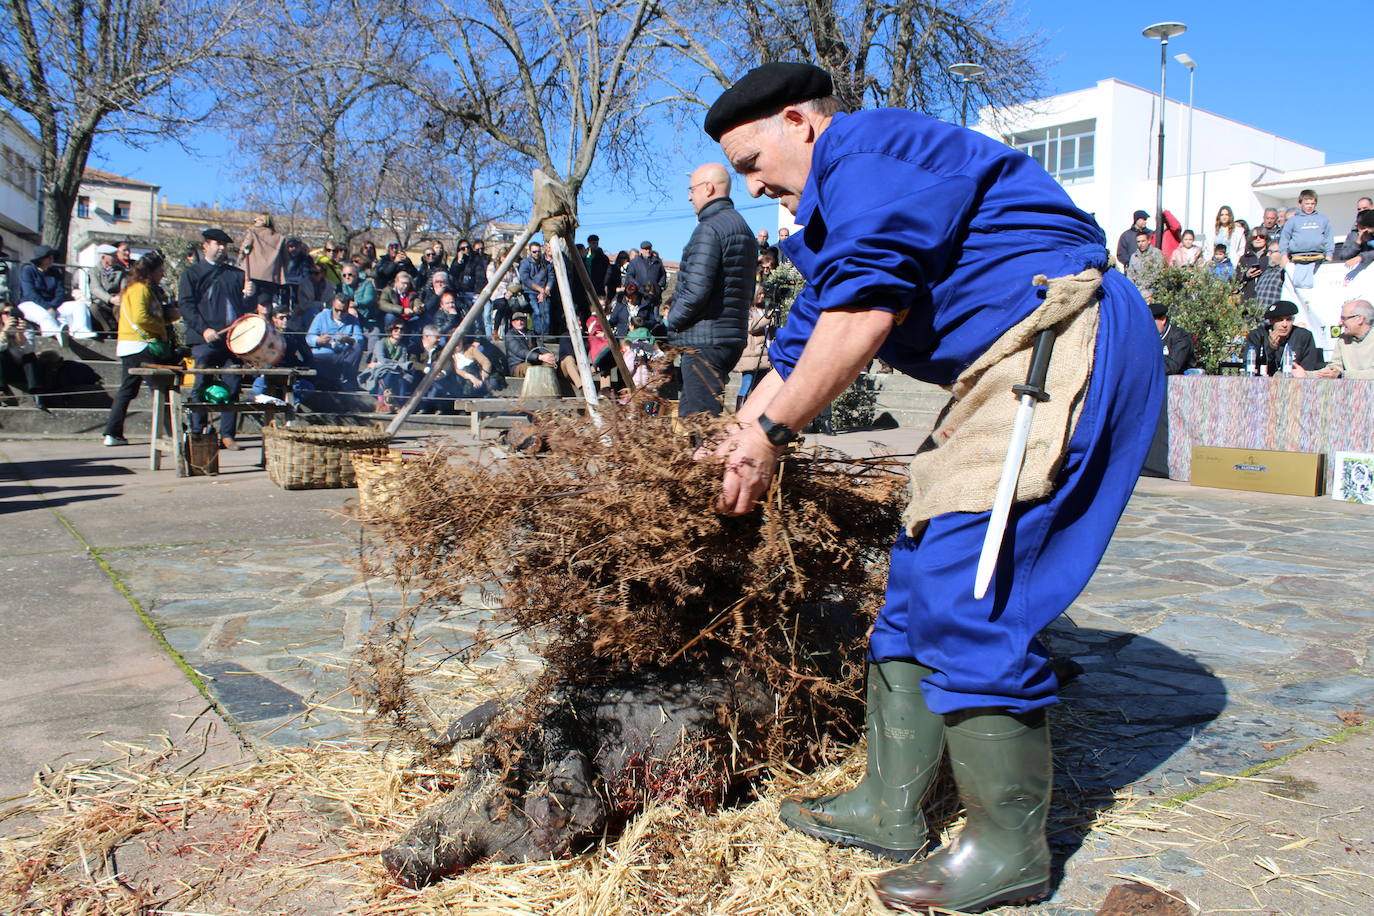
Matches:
[1190,446,1324,497]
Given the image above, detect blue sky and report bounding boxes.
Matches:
[92,1,1367,258]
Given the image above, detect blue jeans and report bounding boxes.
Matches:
[531,295,551,336]
[189,340,241,438]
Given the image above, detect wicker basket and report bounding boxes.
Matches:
[352,449,423,515]
[263,423,392,490]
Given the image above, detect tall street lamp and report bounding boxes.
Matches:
[1143,22,1186,248]
[949,62,986,128]
[1175,52,1197,234]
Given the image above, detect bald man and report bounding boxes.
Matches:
[664,162,758,416]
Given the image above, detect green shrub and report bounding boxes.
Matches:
[1149,266,1260,373]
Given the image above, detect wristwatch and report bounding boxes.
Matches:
[757,413,799,447]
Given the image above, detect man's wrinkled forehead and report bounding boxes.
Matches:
[720,120,765,174]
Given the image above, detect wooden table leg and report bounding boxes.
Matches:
[148,382,164,471]
[169,387,187,477]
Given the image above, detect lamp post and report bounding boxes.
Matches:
[1143,22,1186,248]
[1175,52,1197,234]
[949,62,986,128]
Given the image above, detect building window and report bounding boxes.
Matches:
[1007,119,1096,184]
[2,144,39,199]
[77,196,90,219]
[113,199,132,222]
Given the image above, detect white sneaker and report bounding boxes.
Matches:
[103,435,128,447]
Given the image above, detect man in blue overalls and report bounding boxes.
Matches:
[704,63,1163,913]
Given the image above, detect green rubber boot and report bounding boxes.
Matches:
[875,708,1052,913]
[779,660,944,862]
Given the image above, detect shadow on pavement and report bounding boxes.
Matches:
[0,456,136,481]
[1041,622,1227,893]
[0,493,119,515]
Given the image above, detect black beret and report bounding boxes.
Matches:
[1264,300,1299,320]
[201,227,233,244]
[1149,298,1168,318]
[704,62,834,141]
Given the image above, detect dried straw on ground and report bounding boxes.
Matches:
[350,400,908,768]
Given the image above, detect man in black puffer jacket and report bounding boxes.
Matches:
[666,162,758,416]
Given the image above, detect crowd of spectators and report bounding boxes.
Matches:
[1120,193,1374,379]
[0,216,717,423]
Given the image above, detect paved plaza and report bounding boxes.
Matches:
[2,429,1372,913]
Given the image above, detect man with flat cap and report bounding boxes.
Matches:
[624,240,667,310]
[179,227,249,449]
[1243,300,1323,376]
[702,62,1162,912]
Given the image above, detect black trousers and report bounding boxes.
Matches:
[1,349,42,397]
[678,344,742,418]
[190,340,242,438]
[104,350,153,437]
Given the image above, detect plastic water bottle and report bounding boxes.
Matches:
[1281,344,1295,376]
[1245,345,1257,376]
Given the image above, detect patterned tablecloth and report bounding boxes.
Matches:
[1166,377,1374,487]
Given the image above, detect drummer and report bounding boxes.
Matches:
[178,227,249,451]
[250,303,315,404]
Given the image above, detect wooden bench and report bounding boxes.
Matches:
[131,366,314,476]
[451,396,589,435]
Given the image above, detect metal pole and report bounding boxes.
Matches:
[1184,68,1193,233]
[1143,22,1186,249]
[1155,36,1168,249]
[948,62,985,130]
[385,217,541,435]
[1175,54,1196,234]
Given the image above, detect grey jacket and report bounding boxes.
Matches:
[666,196,757,349]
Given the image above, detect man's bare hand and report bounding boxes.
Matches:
[203,328,220,343]
[1315,366,1341,378]
[1346,256,1362,269]
[708,421,781,516]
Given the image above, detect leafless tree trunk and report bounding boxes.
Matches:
[0,0,246,259]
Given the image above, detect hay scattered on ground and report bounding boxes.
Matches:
[7,723,1369,914]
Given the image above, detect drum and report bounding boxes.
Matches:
[520,364,561,398]
[226,314,285,367]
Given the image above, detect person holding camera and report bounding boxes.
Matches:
[103,251,176,445]
[1,305,45,407]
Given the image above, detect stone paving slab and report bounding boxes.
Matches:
[5,431,1374,913]
[76,442,1374,807]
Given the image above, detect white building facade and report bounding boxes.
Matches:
[0,109,42,263]
[976,79,1374,335]
[972,78,1345,240]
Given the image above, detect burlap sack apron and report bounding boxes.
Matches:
[903,268,1103,536]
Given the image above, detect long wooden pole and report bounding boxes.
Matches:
[568,246,635,392]
[386,218,541,435]
[548,235,601,427]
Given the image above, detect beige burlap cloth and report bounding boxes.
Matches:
[902,268,1102,536]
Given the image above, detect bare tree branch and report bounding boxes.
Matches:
[0,0,248,256]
